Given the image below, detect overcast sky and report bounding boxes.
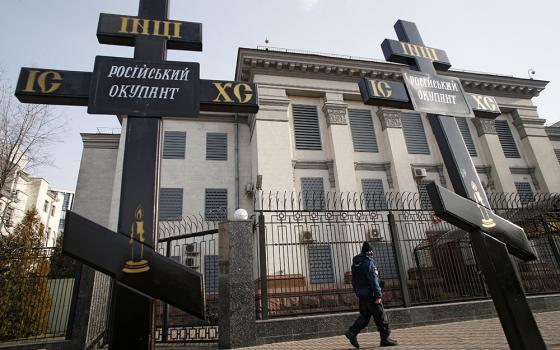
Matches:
[1,0,558,190]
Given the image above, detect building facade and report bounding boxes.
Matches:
[74,46,560,231]
[73,47,560,301]
[1,169,66,247]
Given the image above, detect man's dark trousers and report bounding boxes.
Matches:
[349,296,390,338]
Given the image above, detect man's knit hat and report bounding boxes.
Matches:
[361,241,373,254]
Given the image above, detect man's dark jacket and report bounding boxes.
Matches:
[351,253,382,298]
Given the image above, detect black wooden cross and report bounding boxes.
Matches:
[359,20,546,350]
[15,0,259,349]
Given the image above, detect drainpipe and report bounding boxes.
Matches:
[235,114,240,209]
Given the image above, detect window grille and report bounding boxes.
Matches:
[307,244,335,284]
[495,120,520,158]
[206,133,227,160]
[401,113,430,155]
[349,108,378,152]
[292,104,322,150]
[163,131,186,159]
[456,117,477,157]
[159,188,183,220]
[205,189,227,221]
[301,177,325,211]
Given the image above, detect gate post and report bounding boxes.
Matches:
[387,212,411,307]
[218,219,256,349]
[258,212,269,320]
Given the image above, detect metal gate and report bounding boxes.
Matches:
[155,214,221,344]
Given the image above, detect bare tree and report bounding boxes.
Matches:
[0,72,62,232]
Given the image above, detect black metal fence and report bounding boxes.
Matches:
[0,247,78,343]
[254,191,560,319]
[155,211,222,344]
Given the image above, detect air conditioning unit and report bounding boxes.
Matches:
[184,243,198,256]
[413,167,427,178]
[366,229,380,242]
[299,231,314,244]
[185,257,199,269]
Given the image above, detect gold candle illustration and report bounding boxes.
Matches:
[471,180,496,229]
[122,205,150,273]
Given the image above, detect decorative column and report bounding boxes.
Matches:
[321,93,357,192]
[253,87,294,191]
[376,108,417,193]
[218,220,256,349]
[512,109,560,192]
[472,118,516,193]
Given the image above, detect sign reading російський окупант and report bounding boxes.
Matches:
[402,69,471,118]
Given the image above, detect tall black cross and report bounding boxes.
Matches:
[15,0,260,348]
[362,20,546,350]
[106,0,168,348]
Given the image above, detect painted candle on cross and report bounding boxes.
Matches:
[122,205,150,273]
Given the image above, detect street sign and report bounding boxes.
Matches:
[88,56,200,117]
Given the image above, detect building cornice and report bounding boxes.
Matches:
[81,133,121,149]
[236,48,548,99]
[546,126,560,141]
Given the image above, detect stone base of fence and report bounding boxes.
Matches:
[254,293,560,346]
[218,220,257,349]
[0,339,71,350]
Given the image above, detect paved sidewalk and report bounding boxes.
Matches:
[242,311,560,350]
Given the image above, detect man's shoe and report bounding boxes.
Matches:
[345,331,360,349]
[380,337,398,347]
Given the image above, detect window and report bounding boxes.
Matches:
[515,181,534,204]
[163,131,186,159]
[206,133,227,160]
[159,188,183,220]
[205,189,227,221]
[292,104,322,150]
[51,205,56,217]
[348,109,378,152]
[417,180,433,210]
[62,193,71,210]
[401,113,430,154]
[301,177,325,211]
[361,179,387,210]
[495,120,520,158]
[307,244,335,284]
[456,117,477,157]
[204,255,219,294]
[43,200,49,213]
[555,149,560,164]
[370,242,399,279]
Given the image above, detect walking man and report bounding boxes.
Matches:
[345,241,398,348]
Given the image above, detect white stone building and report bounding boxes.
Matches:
[74,47,560,228]
[68,47,560,321]
[1,170,65,246]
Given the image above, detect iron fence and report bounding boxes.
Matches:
[154,211,222,344]
[84,270,111,349]
[254,191,560,319]
[0,247,78,343]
